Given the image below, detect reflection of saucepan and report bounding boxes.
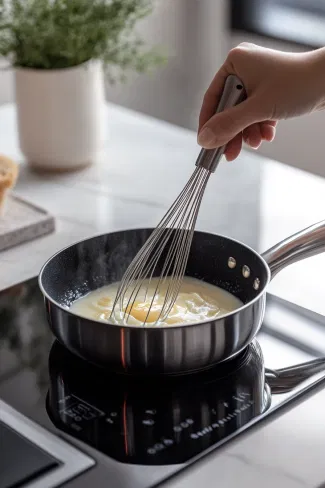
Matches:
[40,221,325,375]
[46,340,325,465]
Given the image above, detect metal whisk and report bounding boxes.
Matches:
[111,75,246,325]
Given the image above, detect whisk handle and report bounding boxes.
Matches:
[196,75,246,173]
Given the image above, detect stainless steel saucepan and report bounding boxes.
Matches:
[39,220,325,375]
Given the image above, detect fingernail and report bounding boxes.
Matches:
[246,139,261,150]
[197,127,215,147]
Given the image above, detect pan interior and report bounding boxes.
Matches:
[40,228,269,310]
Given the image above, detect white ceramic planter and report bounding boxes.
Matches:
[14,60,105,171]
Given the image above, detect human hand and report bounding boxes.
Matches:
[197,43,325,160]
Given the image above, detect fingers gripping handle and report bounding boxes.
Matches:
[196,75,246,173]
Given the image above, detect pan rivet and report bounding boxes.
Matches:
[242,265,250,278]
[228,257,236,269]
[253,278,260,290]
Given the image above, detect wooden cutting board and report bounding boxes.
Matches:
[0,194,55,252]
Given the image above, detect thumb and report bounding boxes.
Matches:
[197,97,263,149]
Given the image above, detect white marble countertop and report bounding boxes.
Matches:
[1,102,325,487]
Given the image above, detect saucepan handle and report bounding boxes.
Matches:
[261,220,325,280]
[265,357,325,394]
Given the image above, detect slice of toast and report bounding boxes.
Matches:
[0,155,19,216]
[0,155,18,191]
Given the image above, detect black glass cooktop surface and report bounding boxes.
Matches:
[1,278,325,488]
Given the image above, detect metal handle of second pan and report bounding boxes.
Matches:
[261,219,325,279]
[195,74,246,173]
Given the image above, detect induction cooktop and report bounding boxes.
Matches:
[1,278,325,488]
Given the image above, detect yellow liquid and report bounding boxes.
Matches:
[70,277,243,326]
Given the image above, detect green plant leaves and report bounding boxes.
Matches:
[0,0,165,79]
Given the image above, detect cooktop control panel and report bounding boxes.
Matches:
[50,390,256,465]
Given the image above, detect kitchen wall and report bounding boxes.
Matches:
[104,0,229,131]
[0,0,324,178]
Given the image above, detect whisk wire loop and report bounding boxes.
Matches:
[111,167,210,325]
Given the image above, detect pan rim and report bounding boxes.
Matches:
[38,226,271,329]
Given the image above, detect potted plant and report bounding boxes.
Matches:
[0,0,163,171]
